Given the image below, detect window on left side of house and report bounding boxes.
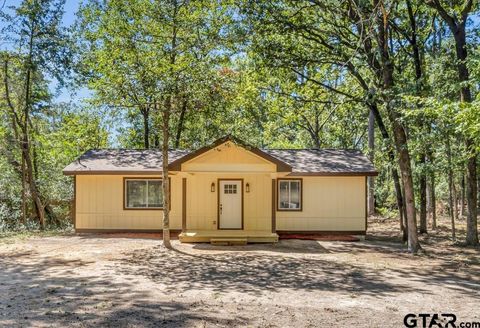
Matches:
[125,179,163,209]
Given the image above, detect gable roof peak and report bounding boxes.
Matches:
[168,135,292,172]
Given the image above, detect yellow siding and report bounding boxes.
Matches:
[76,175,182,230]
[276,176,366,231]
[185,173,272,231]
[75,174,366,232]
[182,141,276,172]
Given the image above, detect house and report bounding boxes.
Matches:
[63,136,377,243]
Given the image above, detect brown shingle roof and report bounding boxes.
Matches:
[63,147,377,176]
[263,149,377,175]
[63,149,190,175]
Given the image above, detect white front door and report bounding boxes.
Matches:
[219,180,243,229]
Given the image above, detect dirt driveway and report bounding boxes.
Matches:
[0,220,479,327]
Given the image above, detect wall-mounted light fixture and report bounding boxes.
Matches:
[246,182,250,193]
[211,182,215,192]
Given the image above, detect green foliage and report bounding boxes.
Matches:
[1,0,479,231]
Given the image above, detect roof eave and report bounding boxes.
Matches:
[287,171,378,176]
[63,170,164,176]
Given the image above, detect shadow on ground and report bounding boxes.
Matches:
[0,252,247,327]
[114,237,480,300]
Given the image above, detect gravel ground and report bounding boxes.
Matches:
[0,217,479,327]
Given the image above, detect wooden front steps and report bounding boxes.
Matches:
[210,238,247,246]
[179,230,279,243]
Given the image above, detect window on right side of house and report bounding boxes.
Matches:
[278,179,302,210]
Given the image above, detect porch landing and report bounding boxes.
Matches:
[179,230,279,243]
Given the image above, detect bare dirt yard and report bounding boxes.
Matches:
[1,217,479,328]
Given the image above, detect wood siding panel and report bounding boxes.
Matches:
[76,175,182,230]
[75,174,365,233]
[182,142,276,172]
[276,176,366,231]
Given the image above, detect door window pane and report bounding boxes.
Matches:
[224,184,237,194]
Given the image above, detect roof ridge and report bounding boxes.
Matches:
[85,148,361,152]
[86,148,191,151]
[264,148,362,151]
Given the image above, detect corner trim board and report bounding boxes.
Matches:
[182,177,187,232]
[73,175,76,229]
[271,179,276,233]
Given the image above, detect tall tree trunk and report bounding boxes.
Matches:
[477,175,480,211]
[406,0,427,234]
[426,136,437,230]
[375,0,420,252]
[428,171,437,230]
[391,118,418,251]
[174,98,188,148]
[4,55,45,228]
[446,135,456,241]
[21,153,27,224]
[23,37,45,229]
[162,0,179,249]
[162,100,172,249]
[367,110,375,216]
[22,140,45,229]
[419,154,427,234]
[460,175,465,217]
[142,108,150,149]
[465,138,477,245]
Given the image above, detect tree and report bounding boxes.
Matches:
[426,0,478,246]
[1,0,70,228]
[244,0,422,252]
[78,0,232,247]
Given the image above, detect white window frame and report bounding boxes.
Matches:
[277,179,302,211]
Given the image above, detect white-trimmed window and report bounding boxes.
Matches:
[278,179,302,211]
[125,179,163,209]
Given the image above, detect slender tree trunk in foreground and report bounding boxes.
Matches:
[162,101,172,249]
[446,136,456,241]
[21,154,27,224]
[406,0,427,235]
[419,156,427,234]
[374,0,420,252]
[174,98,188,148]
[392,117,419,251]
[367,110,375,216]
[142,108,150,149]
[4,56,45,228]
[465,138,478,245]
[460,175,465,217]
[428,173,437,230]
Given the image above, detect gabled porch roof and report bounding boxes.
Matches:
[167,135,292,172]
